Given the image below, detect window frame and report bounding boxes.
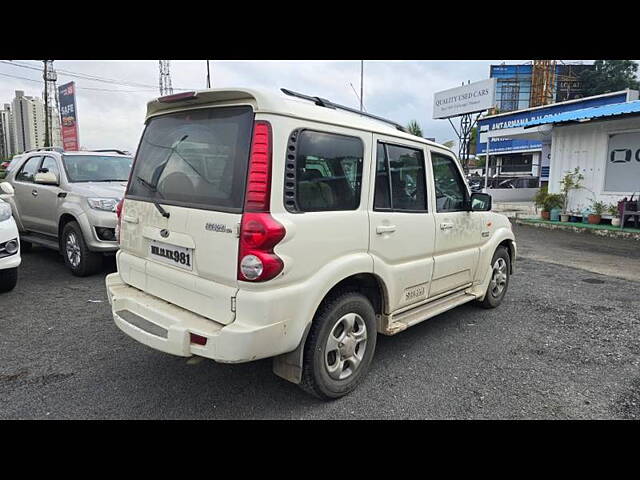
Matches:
[40,155,62,180]
[284,128,365,214]
[373,140,429,214]
[430,150,470,213]
[15,155,43,183]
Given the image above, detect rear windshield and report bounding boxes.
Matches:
[63,155,133,182]
[127,105,254,212]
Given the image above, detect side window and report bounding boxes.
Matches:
[40,156,60,178]
[15,156,42,183]
[431,152,468,212]
[374,142,427,212]
[286,130,364,212]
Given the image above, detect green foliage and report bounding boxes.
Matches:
[580,60,640,97]
[533,185,549,209]
[591,200,607,216]
[544,193,565,211]
[607,203,619,216]
[442,140,455,149]
[559,167,584,213]
[406,120,423,137]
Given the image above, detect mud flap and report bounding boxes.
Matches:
[272,322,312,384]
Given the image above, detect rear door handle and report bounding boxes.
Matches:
[440,222,454,231]
[31,189,38,197]
[376,225,396,234]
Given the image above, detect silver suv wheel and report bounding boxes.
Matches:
[66,231,81,268]
[490,257,508,297]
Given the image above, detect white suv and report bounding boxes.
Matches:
[106,88,516,399]
[0,194,21,292]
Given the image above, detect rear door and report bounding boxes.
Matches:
[368,136,436,313]
[119,105,254,325]
[11,155,43,231]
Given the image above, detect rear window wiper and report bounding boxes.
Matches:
[135,175,170,218]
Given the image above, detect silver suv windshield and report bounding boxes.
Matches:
[63,155,133,182]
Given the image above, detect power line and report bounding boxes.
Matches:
[1,60,194,91]
[0,71,162,93]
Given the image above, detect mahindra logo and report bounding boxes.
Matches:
[611,148,640,163]
[160,229,169,238]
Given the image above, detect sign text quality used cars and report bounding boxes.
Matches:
[433,78,496,119]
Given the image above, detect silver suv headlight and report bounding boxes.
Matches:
[0,201,12,222]
[87,198,119,212]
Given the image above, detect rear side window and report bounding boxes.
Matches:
[127,106,254,212]
[374,142,427,212]
[15,156,42,182]
[284,130,363,212]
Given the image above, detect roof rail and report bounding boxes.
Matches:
[281,88,410,134]
[23,146,64,154]
[90,149,131,155]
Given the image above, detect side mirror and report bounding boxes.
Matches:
[0,181,14,196]
[34,171,59,186]
[470,192,492,212]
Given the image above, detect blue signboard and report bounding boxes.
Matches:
[477,92,629,155]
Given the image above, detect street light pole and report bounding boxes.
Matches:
[206,60,211,88]
[43,60,50,148]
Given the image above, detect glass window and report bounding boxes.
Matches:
[374,142,427,212]
[63,155,132,183]
[40,156,60,178]
[15,156,42,183]
[294,130,363,212]
[431,152,468,212]
[127,106,254,212]
[374,143,391,209]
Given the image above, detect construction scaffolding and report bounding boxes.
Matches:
[530,60,557,107]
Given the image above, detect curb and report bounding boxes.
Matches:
[514,218,640,241]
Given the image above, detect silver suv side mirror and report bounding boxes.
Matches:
[34,171,59,186]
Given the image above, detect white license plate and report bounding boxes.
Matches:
[149,240,193,271]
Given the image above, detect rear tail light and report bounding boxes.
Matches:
[237,121,286,282]
[115,199,124,243]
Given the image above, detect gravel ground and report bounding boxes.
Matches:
[1,227,639,419]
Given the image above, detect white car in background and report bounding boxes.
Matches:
[0,190,20,292]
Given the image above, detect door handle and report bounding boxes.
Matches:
[376,225,396,234]
[31,189,38,197]
[440,222,454,231]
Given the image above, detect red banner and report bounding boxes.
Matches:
[58,82,80,151]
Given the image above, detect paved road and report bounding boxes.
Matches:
[1,226,639,419]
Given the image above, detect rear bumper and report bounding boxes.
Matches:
[106,273,291,363]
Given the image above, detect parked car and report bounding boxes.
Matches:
[2,148,133,276]
[496,177,540,189]
[106,88,517,399]
[0,193,20,292]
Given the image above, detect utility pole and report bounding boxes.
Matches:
[360,60,364,112]
[206,60,211,88]
[43,60,50,148]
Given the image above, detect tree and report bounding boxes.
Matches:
[406,120,423,137]
[442,140,455,149]
[580,60,640,97]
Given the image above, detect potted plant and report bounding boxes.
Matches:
[570,205,582,222]
[544,193,564,221]
[534,186,549,219]
[559,167,584,221]
[609,203,621,227]
[589,200,606,224]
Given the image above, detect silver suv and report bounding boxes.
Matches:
[1,148,133,276]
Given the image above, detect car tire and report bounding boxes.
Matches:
[0,267,18,292]
[61,221,102,277]
[299,291,377,400]
[479,246,510,309]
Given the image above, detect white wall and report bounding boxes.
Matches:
[549,116,640,213]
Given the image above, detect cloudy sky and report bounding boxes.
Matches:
[0,59,588,153]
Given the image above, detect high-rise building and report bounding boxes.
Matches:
[0,103,16,160]
[12,90,46,153]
